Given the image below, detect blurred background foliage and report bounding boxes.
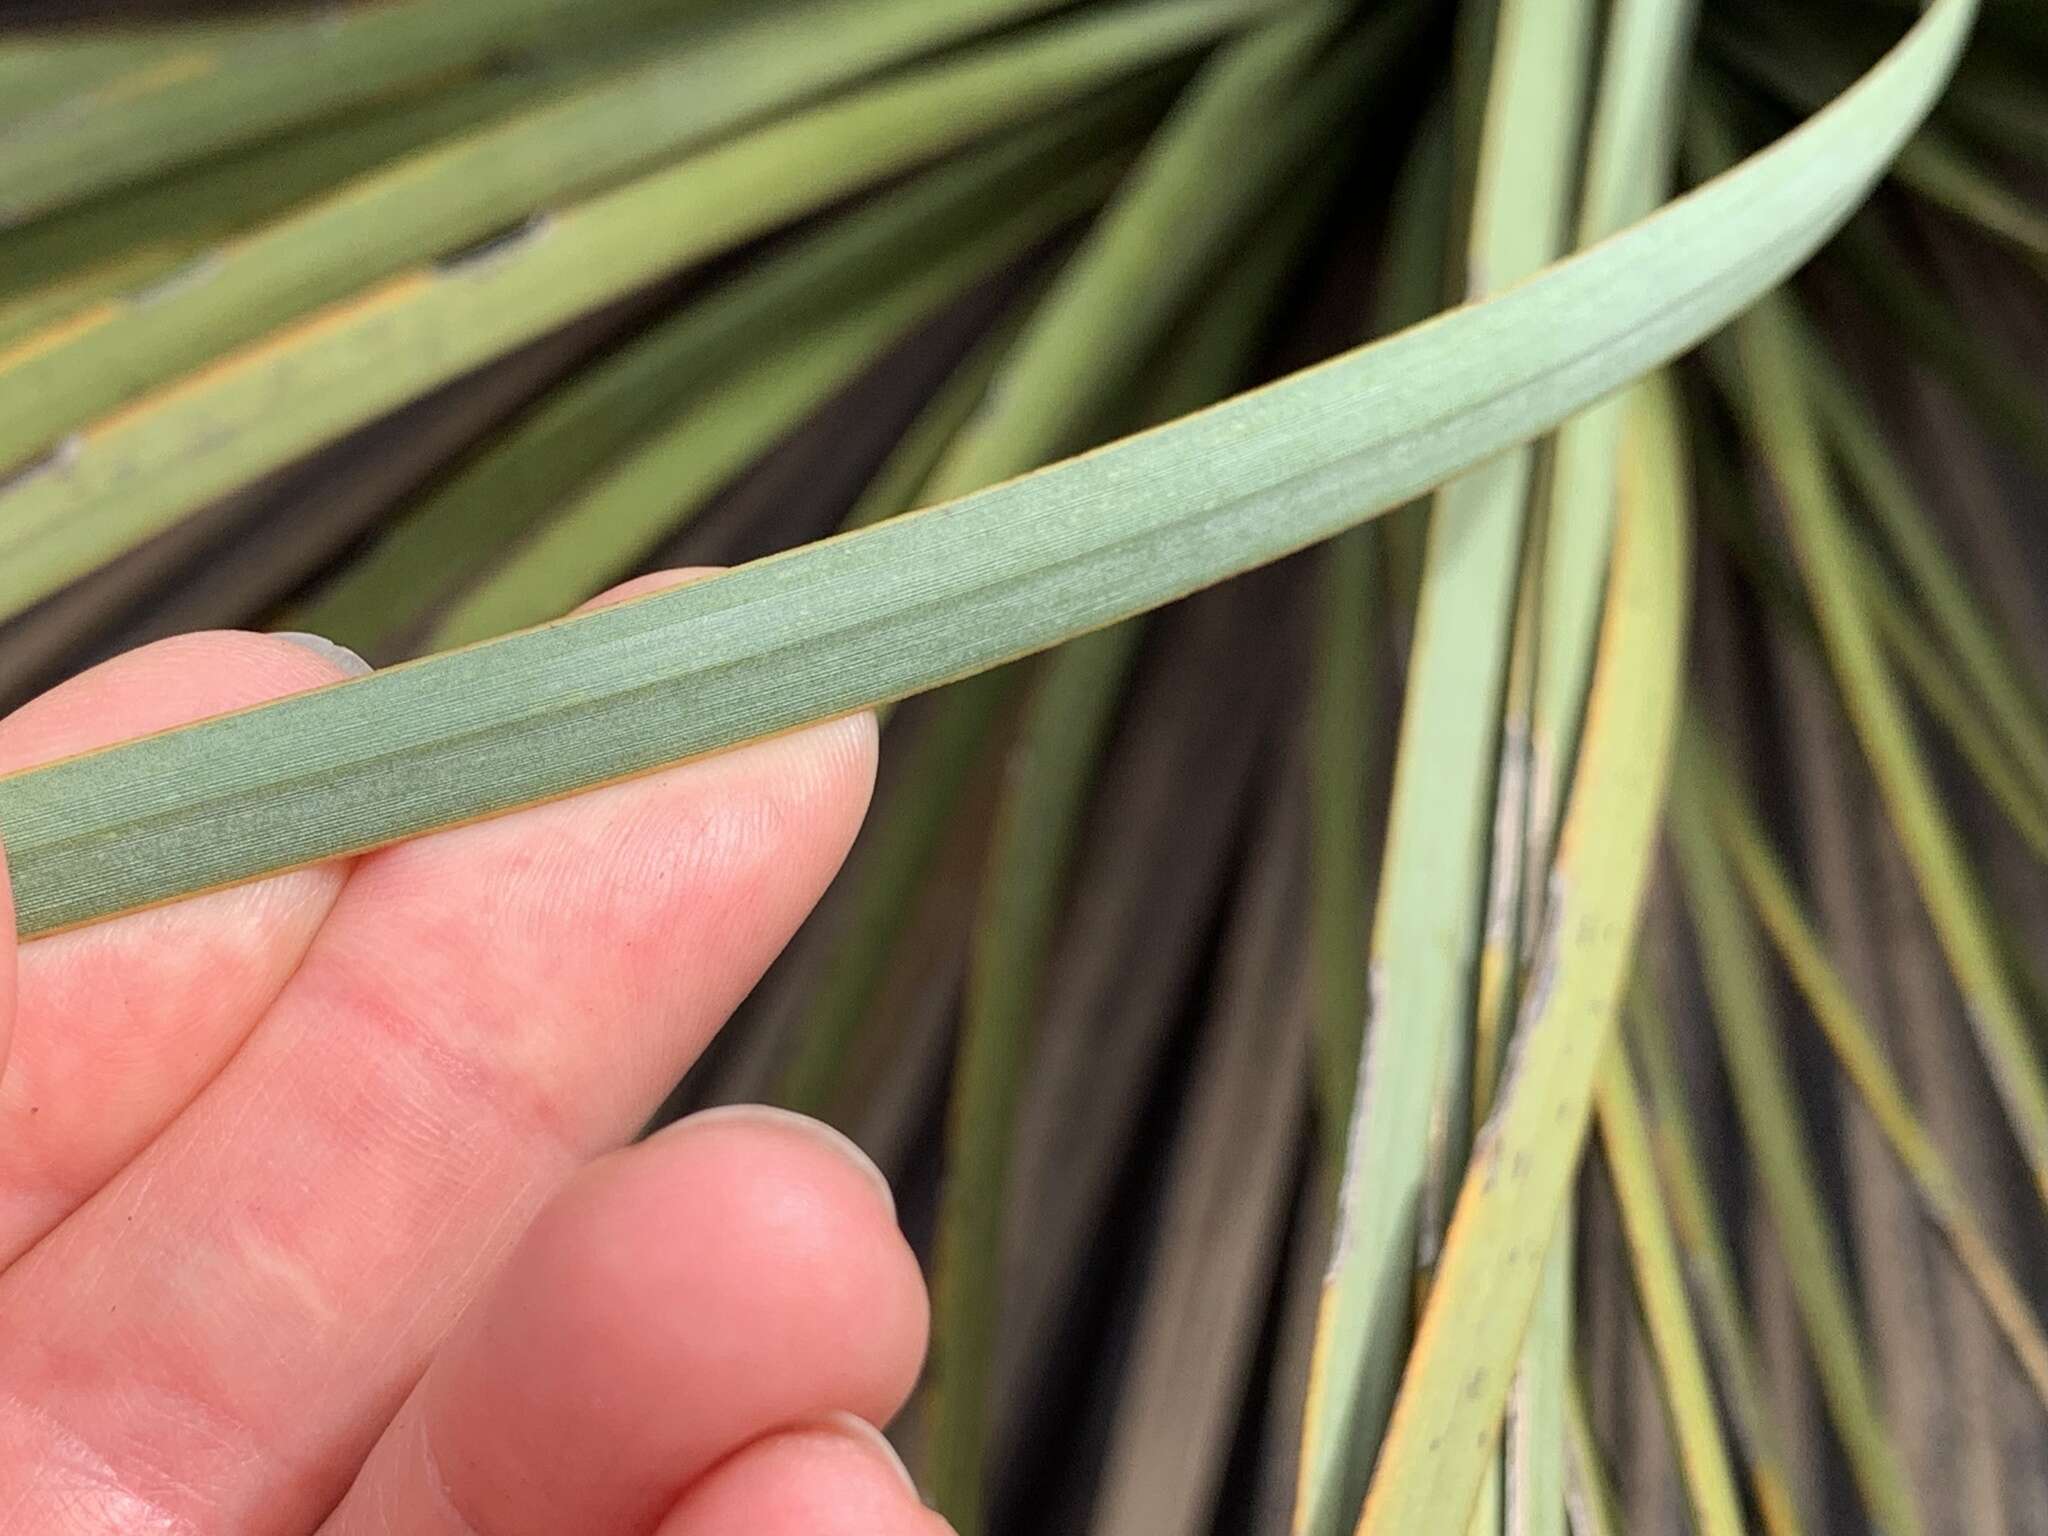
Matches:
[3,1,2047,1533]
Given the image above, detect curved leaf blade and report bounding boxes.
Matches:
[0,0,1979,940]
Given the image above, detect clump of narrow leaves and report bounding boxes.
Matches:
[3,0,2048,1532]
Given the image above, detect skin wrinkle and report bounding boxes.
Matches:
[295,952,588,1165]
[0,1388,201,1536]
[0,1359,266,1536]
[365,1172,547,1377]
[0,901,302,1222]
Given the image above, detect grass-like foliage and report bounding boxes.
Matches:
[3,0,2046,1531]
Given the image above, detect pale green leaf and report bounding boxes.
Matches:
[287,107,1133,658]
[418,172,1119,649]
[1295,0,1601,1519]
[924,24,1386,1527]
[1307,104,1451,1178]
[1353,371,1690,1536]
[775,28,1351,1125]
[0,0,1269,622]
[0,0,1979,940]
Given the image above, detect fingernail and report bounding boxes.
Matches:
[818,1411,921,1499]
[682,1104,895,1220]
[273,631,371,678]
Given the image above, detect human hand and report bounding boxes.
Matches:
[0,572,946,1535]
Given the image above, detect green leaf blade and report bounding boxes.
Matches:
[0,0,1978,939]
